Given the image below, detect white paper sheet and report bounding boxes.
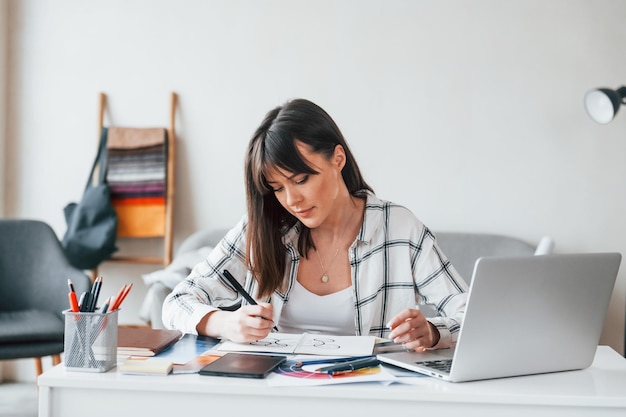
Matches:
[217,332,377,357]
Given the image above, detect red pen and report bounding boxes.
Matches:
[67,279,79,312]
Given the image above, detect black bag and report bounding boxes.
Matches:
[62,128,118,269]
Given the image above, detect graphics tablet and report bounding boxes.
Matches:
[198,353,286,378]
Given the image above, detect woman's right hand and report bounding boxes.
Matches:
[197,302,275,343]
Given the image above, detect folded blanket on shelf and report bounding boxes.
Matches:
[106,127,168,237]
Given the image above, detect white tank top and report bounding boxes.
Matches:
[279,281,355,335]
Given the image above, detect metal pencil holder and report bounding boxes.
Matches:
[63,310,118,372]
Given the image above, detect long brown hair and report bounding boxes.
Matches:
[244,99,373,297]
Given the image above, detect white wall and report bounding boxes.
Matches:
[0,0,6,217]
[3,0,626,379]
[0,0,7,381]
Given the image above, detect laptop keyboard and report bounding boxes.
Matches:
[417,359,453,373]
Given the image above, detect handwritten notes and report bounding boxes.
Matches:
[218,332,377,357]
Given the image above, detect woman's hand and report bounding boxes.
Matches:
[197,303,275,343]
[387,308,440,352]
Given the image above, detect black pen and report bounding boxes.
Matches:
[222,269,278,331]
[315,356,380,375]
[297,355,373,366]
[222,269,257,305]
[89,276,102,312]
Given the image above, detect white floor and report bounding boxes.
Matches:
[0,382,38,417]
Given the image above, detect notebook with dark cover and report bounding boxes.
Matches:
[117,327,183,357]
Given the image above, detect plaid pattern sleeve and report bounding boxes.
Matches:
[348,193,468,347]
[162,218,250,334]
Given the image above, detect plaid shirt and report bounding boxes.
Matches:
[163,192,468,348]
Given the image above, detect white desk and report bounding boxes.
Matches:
[38,346,626,417]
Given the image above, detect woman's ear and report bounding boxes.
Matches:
[333,145,347,170]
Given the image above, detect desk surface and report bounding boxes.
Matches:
[38,346,626,417]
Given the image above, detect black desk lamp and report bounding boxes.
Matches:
[584,85,626,356]
[584,86,626,124]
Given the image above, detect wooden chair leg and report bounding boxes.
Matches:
[52,354,61,366]
[34,357,43,377]
[34,355,61,378]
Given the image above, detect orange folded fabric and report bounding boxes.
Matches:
[113,203,166,237]
[111,197,165,206]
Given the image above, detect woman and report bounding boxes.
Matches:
[163,98,467,351]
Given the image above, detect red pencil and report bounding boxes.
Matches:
[110,284,127,311]
[111,283,133,311]
[116,283,133,309]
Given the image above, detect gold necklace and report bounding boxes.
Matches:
[312,198,359,283]
[314,246,341,283]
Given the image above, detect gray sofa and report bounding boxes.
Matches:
[141,229,553,328]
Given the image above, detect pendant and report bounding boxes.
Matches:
[321,274,329,283]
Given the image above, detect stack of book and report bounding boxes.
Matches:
[116,327,183,375]
[117,327,182,357]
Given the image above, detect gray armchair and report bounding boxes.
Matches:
[0,219,92,376]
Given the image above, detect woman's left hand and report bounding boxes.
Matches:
[387,308,440,352]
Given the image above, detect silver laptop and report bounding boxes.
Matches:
[378,252,621,382]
